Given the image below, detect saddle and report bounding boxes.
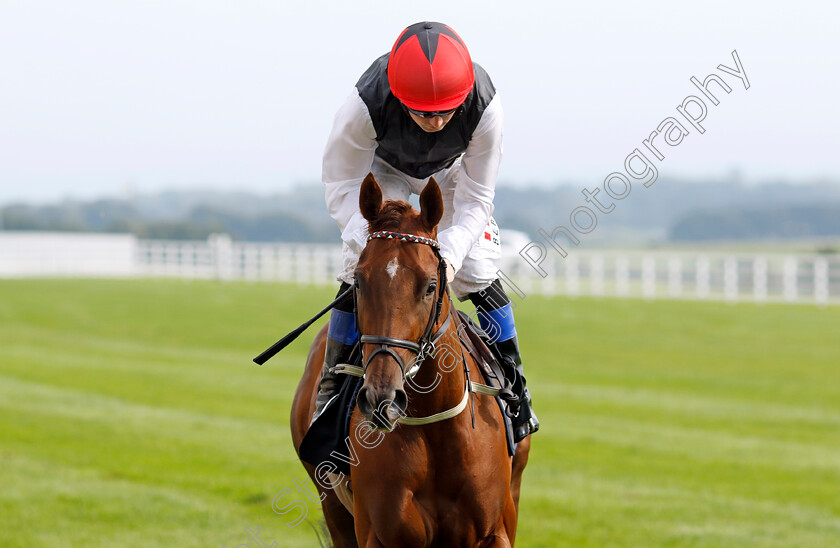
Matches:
[299,310,517,476]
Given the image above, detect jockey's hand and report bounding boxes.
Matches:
[443,258,455,284]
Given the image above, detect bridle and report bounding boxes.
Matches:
[332,229,503,427]
[354,230,450,381]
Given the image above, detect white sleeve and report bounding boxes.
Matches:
[437,93,504,273]
[322,91,378,255]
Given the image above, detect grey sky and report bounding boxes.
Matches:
[1,0,838,204]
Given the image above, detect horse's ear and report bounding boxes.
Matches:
[419,177,444,231]
[359,172,382,223]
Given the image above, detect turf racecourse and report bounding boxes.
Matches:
[1,279,838,548]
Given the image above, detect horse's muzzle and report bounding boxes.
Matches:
[357,385,408,430]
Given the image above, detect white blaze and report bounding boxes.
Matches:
[386,257,399,279]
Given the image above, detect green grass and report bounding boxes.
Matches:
[1,279,838,547]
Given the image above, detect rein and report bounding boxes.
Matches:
[335,230,500,426]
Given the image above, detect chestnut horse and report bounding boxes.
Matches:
[290,173,530,547]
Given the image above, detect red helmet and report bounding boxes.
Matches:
[388,22,475,112]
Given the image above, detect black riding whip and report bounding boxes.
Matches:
[253,286,354,365]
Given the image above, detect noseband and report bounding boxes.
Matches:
[356,230,450,380]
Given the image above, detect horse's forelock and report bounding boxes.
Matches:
[369,201,423,233]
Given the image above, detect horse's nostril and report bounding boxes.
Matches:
[379,389,408,424]
[357,387,373,417]
[357,385,407,429]
[392,389,408,417]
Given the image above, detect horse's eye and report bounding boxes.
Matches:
[425,282,437,297]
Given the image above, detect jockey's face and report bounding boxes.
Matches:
[407,110,457,133]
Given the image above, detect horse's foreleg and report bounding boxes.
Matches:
[362,533,385,548]
[354,515,384,548]
[496,490,519,547]
[321,491,358,548]
[510,435,530,516]
[479,532,512,548]
[354,497,429,548]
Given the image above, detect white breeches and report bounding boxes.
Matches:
[337,156,502,300]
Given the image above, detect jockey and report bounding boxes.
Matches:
[317,21,539,442]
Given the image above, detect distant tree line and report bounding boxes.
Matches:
[2,180,840,243]
[0,200,339,242]
[669,204,840,241]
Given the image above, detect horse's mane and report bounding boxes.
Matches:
[369,201,414,232]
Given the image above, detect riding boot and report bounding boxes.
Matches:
[467,279,540,443]
[311,282,358,424]
[493,336,540,443]
[311,337,355,423]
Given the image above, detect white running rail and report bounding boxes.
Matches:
[1,232,837,306]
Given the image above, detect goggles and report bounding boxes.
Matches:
[403,105,460,119]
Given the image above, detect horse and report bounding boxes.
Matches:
[290,173,530,547]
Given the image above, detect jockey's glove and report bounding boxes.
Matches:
[443,258,455,283]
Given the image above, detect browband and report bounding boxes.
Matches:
[368,230,440,249]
